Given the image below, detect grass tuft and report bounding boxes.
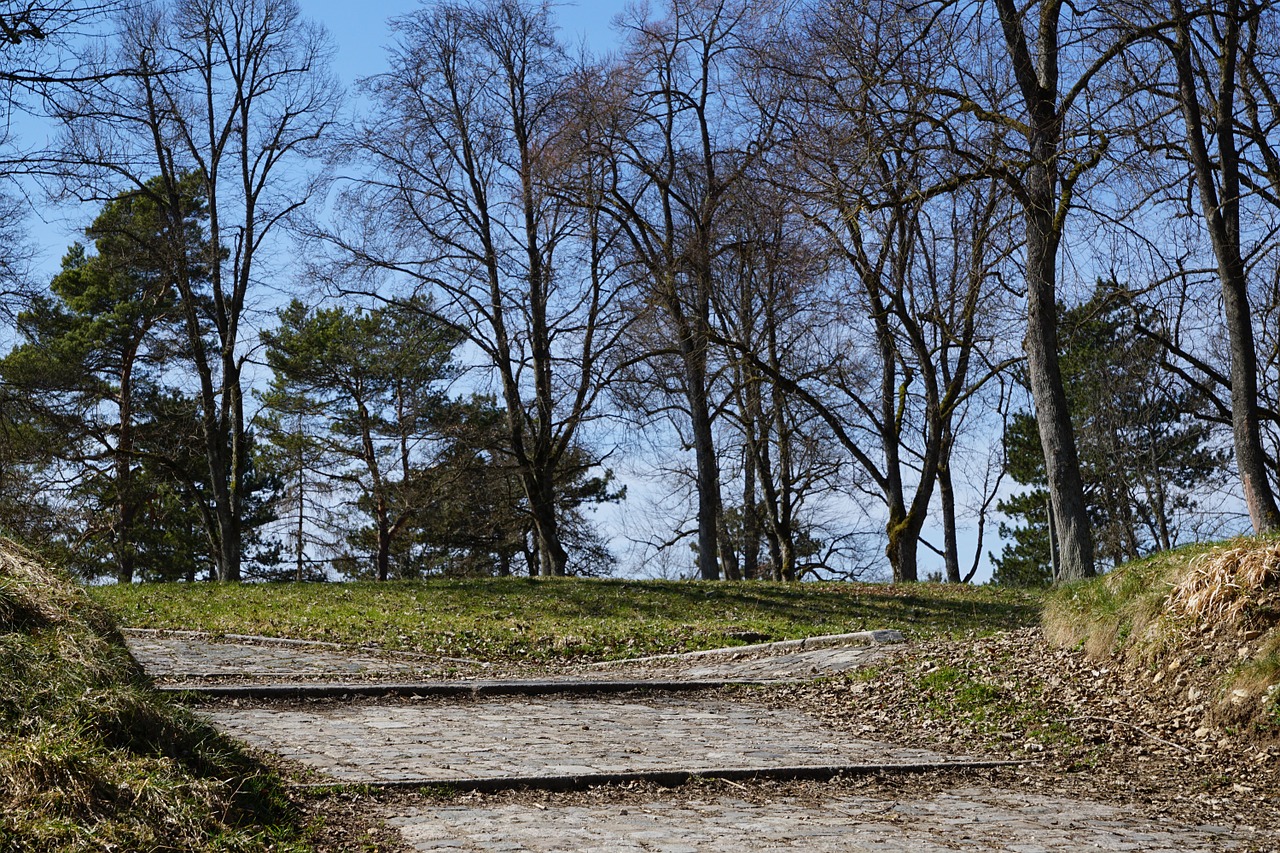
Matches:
[1167,538,1280,624]
[91,578,1042,663]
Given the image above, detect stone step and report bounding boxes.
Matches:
[201,695,993,788]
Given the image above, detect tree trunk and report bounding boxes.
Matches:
[995,0,1095,580]
[528,475,569,577]
[1024,196,1094,580]
[1170,0,1280,534]
[886,513,922,585]
[879,340,919,582]
[114,346,137,585]
[940,448,962,584]
[742,443,759,580]
[376,518,391,582]
[682,335,723,581]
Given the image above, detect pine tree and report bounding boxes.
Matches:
[993,282,1227,586]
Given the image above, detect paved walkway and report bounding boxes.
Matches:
[124,630,1270,851]
[206,696,965,785]
[388,788,1250,852]
[123,629,897,686]
[123,629,484,683]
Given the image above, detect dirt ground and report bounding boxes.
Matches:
[769,628,1280,830]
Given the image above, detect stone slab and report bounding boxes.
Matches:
[663,645,891,680]
[126,632,898,686]
[202,696,965,785]
[125,631,457,681]
[387,786,1259,852]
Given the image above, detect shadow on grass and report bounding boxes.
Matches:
[95,577,1041,650]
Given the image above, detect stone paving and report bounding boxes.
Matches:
[205,696,964,785]
[126,630,1275,851]
[124,628,900,685]
[387,787,1251,852]
[594,644,898,682]
[124,629,475,683]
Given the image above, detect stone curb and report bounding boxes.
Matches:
[587,629,906,668]
[162,678,773,701]
[121,628,480,663]
[289,759,1033,794]
[124,627,354,650]
[126,628,902,664]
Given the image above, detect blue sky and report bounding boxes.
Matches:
[309,0,631,86]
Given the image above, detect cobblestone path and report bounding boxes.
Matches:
[125,631,1269,851]
[123,629,482,683]
[206,696,964,785]
[123,628,896,685]
[387,787,1252,852]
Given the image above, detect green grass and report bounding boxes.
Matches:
[903,655,1076,752]
[90,577,1041,663]
[0,542,313,853]
[1041,540,1219,660]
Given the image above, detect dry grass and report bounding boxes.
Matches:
[0,542,91,630]
[1041,543,1201,660]
[1044,537,1280,734]
[1167,538,1280,624]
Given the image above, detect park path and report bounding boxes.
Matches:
[125,629,1265,851]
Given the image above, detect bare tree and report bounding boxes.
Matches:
[711,176,862,581]
[595,0,783,580]
[747,0,1020,582]
[1161,0,1280,532]
[1,2,127,312]
[872,0,1178,581]
[50,0,338,581]
[327,0,627,577]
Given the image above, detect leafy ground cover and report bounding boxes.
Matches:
[767,537,1280,842]
[0,541,316,853]
[770,627,1280,837]
[90,577,1040,662]
[1044,535,1280,730]
[50,539,1280,850]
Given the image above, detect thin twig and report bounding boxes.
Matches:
[1063,716,1193,754]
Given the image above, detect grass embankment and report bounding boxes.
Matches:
[92,577,1040,663]
[1044,536,1280,732]
[0,542,309,853]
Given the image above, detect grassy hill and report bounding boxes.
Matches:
[9,537,1280,850]
[0,541,308,853]
[90,576,1041,662]
[1045,536,1280,731]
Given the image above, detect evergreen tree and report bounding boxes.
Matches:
[258,298,462,581]
[0,177,207,581]
[993,282,1227,586]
